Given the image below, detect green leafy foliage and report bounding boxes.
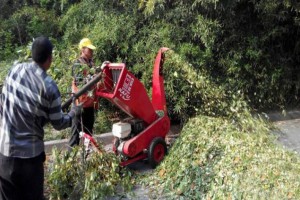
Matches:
[137,0,300,110]
[48,44,77,99]
[161,50,249,123]
[0,61,12,86]
[210,0,300,110]
[1,1,300,198]
[46,147,134,200]
[94,109,114,134]
[144,113,300,199]
[0,6,59,60]
[2,0,300,110]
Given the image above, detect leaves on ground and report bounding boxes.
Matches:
[46,147,134,200]
[143,112,300,199]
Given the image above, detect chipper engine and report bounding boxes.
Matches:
[62,48,170,168]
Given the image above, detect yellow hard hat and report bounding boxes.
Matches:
[79,38,96,50]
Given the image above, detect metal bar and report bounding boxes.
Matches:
[61,72,103,110]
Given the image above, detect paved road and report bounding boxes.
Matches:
[273,118,300,154]
[266,110,300,154]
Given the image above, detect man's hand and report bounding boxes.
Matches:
[95,61,110,73]
[68,103,83,118]
[68,103,83,127]
[100,61,110,70]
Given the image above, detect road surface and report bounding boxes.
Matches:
[273,118,300,154]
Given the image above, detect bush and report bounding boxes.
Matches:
[0,6,60,60]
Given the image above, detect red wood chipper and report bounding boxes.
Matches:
[63,48,170,168]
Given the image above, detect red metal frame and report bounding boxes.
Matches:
[80,132,102,154]
[95,48,170,166]
[96,64,157,125]
[152,47,170,115]
[120,154,147,167]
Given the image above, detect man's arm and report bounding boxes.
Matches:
[46,78,74,130]
[49,94,73,130]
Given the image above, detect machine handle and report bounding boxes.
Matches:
[61,72,103,110]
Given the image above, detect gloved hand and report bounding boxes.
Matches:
[68,103,83,118]
[100,61,110,70]
[68,103,82,127]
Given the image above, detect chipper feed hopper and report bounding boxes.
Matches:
[95,48,170,168]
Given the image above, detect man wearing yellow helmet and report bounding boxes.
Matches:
[69,38,99,147]
[78,38,96,62]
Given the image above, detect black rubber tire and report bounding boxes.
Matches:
[148,137,167,169]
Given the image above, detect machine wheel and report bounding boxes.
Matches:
[148,137,167,169]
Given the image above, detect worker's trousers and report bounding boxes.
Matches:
[0,152,45,200]
[69,107,95,147]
